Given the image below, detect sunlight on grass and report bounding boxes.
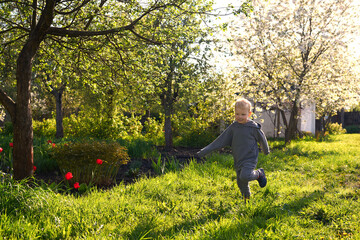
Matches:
[1,134,359,239]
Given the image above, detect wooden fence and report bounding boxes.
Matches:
[332,111,360,127]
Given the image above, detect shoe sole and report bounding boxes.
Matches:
[258,168,267,188]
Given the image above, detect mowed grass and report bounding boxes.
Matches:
[1,134,359,239]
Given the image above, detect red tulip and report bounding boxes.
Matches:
[9,142,13,148]
[74,182,80,189]
[65,172,73,180]
[52,143,56,148]
[33,166,37,172]
[47,140,52,144]
[96,159,103,165]
[0,147,3,153]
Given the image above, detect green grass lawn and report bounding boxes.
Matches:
[1,134,360,239]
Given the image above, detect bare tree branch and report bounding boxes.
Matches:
[47,24,133,37]
[128,28,162,45]
[0,27,29,35]
[55,0,92,15]
[84,0,107,30]
[0,0,32,7]
[1,34,28,50]
[31,0,37,30]
[0,16,30,32]
[47,1,183,42]
[0,88,16,120]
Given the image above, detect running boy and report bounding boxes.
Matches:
[197,98,270,201]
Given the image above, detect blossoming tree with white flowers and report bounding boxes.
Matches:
[230,0,360,143]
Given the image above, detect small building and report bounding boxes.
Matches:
[254,102,316,138]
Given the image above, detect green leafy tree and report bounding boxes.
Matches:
[32,43,81,138]
[0,0,194,180]
[136,1,216,149]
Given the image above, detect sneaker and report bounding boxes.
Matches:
[257,168,267,188]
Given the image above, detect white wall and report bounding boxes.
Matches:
[300,102,316,135]
[254,109,288,138]
[254,102,316,138]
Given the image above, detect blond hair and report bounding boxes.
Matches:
[234,98,252,112]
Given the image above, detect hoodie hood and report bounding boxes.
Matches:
[234,120,261,129]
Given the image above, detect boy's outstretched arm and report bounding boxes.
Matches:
[256,129,270,155]
[197,125,233,157]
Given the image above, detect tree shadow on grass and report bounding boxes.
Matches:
[206,190,325,239]
[125,202,235,240]
[125,185,325,239]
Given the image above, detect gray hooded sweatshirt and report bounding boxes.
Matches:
[198,120,270,170]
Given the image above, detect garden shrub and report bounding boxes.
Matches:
[315,130,330,142]
[142,117,164,146]
[50,140,130,186]
[326,122,346,135]
[345,125,360,133]
[33,138,59,173]
[63,113,143,140]
[300,131,315,141]
[1,122,13,136]
[0,135,14,173]
[117,137,160,160]
[172,116,218,148]
[63,115,126,139]
[175,128,218,147]
[33,119,56,137]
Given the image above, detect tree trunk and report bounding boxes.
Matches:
[340,108,345,128]
[12,0,55,180]
[164,106,173,150]
[162,86,174,151]
[219,118,225,134]
[279,108,289,139]
[161,57,177,151]
[276,108,281,138]
[52,88,64,139]
[285,102,299,144]
[13,46,35,180]
[319,116,325,133]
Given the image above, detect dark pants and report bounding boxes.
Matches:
[236,167,259,198]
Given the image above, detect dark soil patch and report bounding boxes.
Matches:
[117,146,203,184]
